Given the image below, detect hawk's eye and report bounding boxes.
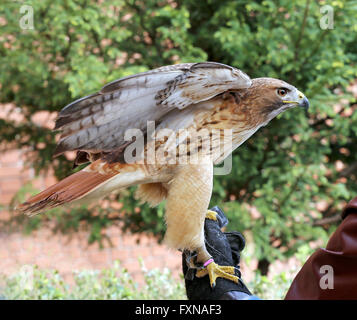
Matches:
[277,88,288,96]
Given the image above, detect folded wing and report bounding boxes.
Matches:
[53,62,251,159]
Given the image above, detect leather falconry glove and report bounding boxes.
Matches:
[182,206,258,300]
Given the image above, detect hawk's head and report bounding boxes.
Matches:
[244,78,309,125]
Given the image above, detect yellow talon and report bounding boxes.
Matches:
[196,262,239,288]
[206,210,218,221]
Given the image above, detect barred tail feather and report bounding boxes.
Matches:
[17,170,116,217]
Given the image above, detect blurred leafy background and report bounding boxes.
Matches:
[0,0,356,285]
[0,260,291,300]
[0,261,187,300]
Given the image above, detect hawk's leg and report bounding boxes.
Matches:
[164,161,213,251]
[164,161,239,288]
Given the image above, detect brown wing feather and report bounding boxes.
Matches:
[53,62,251,159]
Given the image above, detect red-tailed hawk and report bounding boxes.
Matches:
[18,62,309,287]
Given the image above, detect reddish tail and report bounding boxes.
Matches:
[17,170,115,217]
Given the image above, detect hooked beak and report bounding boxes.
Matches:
[283,90,309,112]
[297,91,309,111]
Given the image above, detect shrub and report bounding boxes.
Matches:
[0,261,186,300]
[0,260,297,300]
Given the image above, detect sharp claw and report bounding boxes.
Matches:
[196,260,239,288]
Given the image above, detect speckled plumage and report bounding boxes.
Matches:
[18,62,308,271]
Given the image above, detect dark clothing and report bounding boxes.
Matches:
[285,196,357,300]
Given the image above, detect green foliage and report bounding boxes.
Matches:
[0,262,295,300]
[1,0,357,274]
[0,261,186,300]
[249,271,293,300]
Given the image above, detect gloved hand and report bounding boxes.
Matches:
[182,206,257,300]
